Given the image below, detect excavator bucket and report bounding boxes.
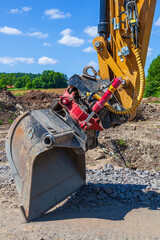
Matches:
[6,109,86,222]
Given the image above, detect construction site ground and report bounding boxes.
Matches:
[0,90,160,240]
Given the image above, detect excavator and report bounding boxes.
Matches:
[6,0,157,222]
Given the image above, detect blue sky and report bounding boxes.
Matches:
[0,0,160,78]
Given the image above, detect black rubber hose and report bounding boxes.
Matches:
[98,0,109,37]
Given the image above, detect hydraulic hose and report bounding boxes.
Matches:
[87,48,145,115]
[98,0,110,38]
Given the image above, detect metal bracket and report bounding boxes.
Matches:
[118,46,130,62]
[112,18,120,30]
[121,46,130,56]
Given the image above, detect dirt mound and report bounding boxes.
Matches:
[0,89,17,111]
[142,97,160,103]
[0,89,59,124]
[0,89,16,100]
[87,102,160,171]
[17,90,59,110]
[0,90,19,124]
[136,103,160,121]
[109,138,160,171]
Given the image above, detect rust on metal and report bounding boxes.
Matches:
[6,109,87,221]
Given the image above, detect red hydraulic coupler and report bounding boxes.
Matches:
[81,78,122,129]
[59,87,103,131]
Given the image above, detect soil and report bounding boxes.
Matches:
[0,90,160,239]
[142,96,160,103]
[86,103,160,171]
[0,89,59,124]
[17,90,59,110]
[0,90,18,125]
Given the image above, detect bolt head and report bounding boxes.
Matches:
[95,41,101,48]
[121,80,126,86]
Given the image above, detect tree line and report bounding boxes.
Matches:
[144,55,160,98]
[0,55,159,97]
[0,70,68,90]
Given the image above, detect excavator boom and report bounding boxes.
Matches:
[95,0,157,116]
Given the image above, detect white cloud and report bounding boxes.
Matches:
[60,28,72,35]
[83,46,95,53]
[15,57,34,64]
[155,17,160,27]
[0,26,49,39]
[38,56,58,65]
[10,9,19,14]
[0,57,17,66]
[84,26,98,37]
[0,26,49,40]
[10,7,32,14]
[58,28,84,47]
[0,26,23,35]
[0,57,34,66]
[43,42,52,47]
[147,47,153,57]
[27,31,48,38]
[22,7,32,12]
[66,13,71,18]
[88,61,98,69]
[44,9,71,19]
[58,35,84,47]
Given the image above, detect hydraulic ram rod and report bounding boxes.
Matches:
[98,0,110,38]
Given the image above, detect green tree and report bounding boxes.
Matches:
[32,77,42,88]
[22,75,31,86]
[56,73,68,88]
[15,77,23,88]
[0,74,8,88]
[0,77,7,89]
[8,73,16,86]
[145,55,160,97]
[40,70,53,88]
[25,82,32,89]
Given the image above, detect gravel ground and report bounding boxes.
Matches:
[56,163,160,211]
[1,163,160,212]
[0,164,160,240]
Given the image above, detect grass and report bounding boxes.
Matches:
[9,88,27,91]
[0,119,3,125]
[9,88,66,96]
[118,139,127,147]
[149,101,160,103]
[8,119,13,124]
[126,161,130,168]
[113,152,118,157]
[14,92,26,96]
[126,161,137,170]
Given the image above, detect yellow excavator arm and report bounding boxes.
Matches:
[92,0,156,117]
